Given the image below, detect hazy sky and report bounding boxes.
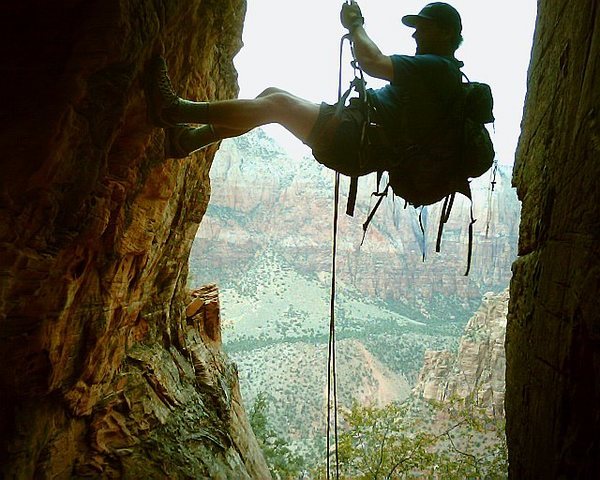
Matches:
[233,0,538,166]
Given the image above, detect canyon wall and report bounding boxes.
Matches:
[507,0,600,477]
[0,1,270,478]
[414,289,507,417]
[195,129,520,320]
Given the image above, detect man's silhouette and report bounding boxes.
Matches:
[147,2,464,178]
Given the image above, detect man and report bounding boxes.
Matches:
[147,2,464,178]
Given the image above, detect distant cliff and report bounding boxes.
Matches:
[413,290,508,417]
[193,128,520,320]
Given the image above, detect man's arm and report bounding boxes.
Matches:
[351,25,394,81]
[340,2,393,81]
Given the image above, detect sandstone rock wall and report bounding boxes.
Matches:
[0,1,270,478]
[413,290,507,417]
[507,0,600,477]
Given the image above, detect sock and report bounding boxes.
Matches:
[177,125,218,154]
[166,100,210,125]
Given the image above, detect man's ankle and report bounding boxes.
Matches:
[173,99,210,124]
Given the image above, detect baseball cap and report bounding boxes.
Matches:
[402,2,462,34]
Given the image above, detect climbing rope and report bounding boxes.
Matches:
[326,29,356,480]
[327,170,341,480]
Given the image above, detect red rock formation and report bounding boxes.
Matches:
[0,1,270,478]
[414,290,508,417]
[507,0,600,477]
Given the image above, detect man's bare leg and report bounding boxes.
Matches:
[149,57,321,155]
[168,87,321,144]
[163,90,322,158]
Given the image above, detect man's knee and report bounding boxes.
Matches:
[256,87,288,98]
[257,88,299,113]
[253,88,318,139]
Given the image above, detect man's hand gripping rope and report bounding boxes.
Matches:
[340,0,364,33]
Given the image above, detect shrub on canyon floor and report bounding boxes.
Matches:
[313,395,507,479]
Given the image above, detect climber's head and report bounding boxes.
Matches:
[402,3,463,54]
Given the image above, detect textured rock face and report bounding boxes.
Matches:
[414,290,507,416]
[507,0,600,477]
[0,1,270,478]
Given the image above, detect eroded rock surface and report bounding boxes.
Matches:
[413,290,508,417]
[0,1,270,478]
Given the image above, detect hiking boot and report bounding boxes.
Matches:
[146,56,210,127]
[146,56,182,127]
[164,125,219,158]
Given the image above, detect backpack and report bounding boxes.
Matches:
[348,77,496,274]
[375,78,494,206]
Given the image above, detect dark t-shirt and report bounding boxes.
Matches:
[368,54,463,143]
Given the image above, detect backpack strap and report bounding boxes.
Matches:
[434,182,476,276]
[346,176,359,216]
[457,182,476,276]
[418,208,427,262]
[465,198,476,276]
[376,170,384,191]
[435,193,456,253]
[360,183,390,246]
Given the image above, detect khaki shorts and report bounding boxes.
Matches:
[305,101,379,177]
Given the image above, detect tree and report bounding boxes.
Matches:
[249,392,306,480]
[313,396,507,479]
[427,395,508,479]
[337,402,437,479]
